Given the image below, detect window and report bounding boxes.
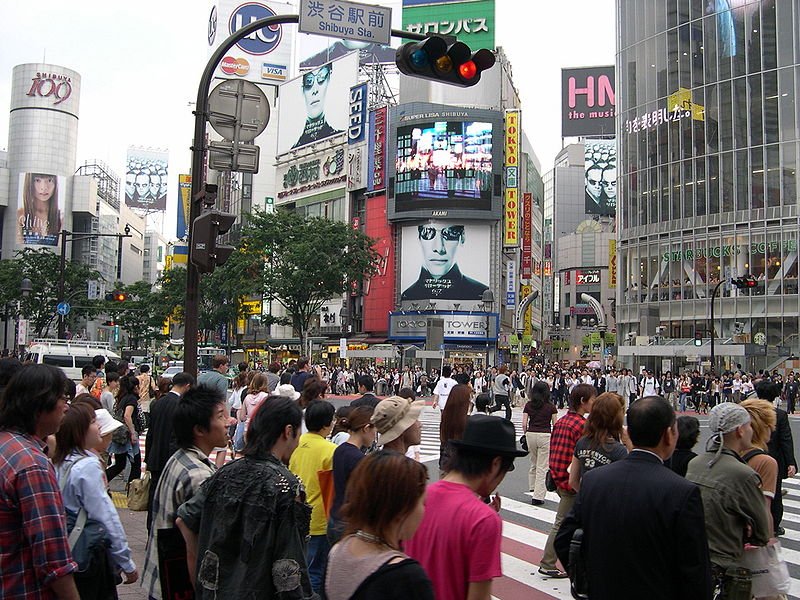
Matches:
[42,355,74,368]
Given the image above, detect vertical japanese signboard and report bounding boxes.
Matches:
[609,239,617,288]
[367,106,387,193]
[177,174,192,238]
[504,110,519,247]
[521,192,532,279]
[506,260,516,307]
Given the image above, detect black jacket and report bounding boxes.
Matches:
[768,407,797,478]
[145,391,181,475]
[401,265,488,301]
[555,451,713,600]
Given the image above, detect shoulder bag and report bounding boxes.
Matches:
[58,456,109,572]
[127,471,150,511]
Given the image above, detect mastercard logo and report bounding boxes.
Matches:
[220,56,250,77]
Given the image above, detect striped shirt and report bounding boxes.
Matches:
[141,446,215,600]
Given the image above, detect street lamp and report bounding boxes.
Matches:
[57,227,132,340]
[481,289,495,369]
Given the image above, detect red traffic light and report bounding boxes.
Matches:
[396,37,496,87]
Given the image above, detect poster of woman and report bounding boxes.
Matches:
[17,172,64,247]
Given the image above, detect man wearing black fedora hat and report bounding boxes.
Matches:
[405,415,527,600]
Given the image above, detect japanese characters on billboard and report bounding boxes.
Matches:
[400,221,490,301]
[368,106,387,192]
[125,148,168,211]
[584,139,616,216]
[394,121,493,208]
[363,194,395,332]
[609,239,617,288]
[177,174,192,238]
[503,110,519,246]
[521,192,532,279]
[561,66,615,137]
[575,269,601,286]
[208,0,295,84]
[17,173,65,247]
[402,0,496,49]
[276,51,358,155]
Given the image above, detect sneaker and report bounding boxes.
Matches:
[531,498,545,506]
[775,526,786,536]
[538,568,568,578]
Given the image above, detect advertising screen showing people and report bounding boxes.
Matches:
[400,221,490,301]
[394,121,493,211]
[125,148,168,211]
[17,172,64,247]
[277,51,358,155]
[584,139,616,217]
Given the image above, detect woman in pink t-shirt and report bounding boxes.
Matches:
[238,372,270,428]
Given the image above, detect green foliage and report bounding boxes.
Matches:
[102,280,166,349]
[238,210,380,346]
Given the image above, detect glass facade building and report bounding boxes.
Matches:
[616,0,800,370]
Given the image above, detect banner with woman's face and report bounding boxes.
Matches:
[17,172,65,247]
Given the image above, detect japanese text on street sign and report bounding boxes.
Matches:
[300,0,392,45]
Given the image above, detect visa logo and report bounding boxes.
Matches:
[262,63,287,81]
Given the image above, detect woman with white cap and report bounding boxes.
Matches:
[371,396,425,455]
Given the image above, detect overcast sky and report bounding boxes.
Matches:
[0,0,615,237]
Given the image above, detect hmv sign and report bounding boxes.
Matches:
[561,66,615,137]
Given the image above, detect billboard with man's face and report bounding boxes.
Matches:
[584,139,616,216]
[276,52,358,156]
[400,221,490,301]
[17,173,65,247]
[125,148,168,211]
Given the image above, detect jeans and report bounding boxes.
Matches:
[526,432,551,500]
[492,394,511,420]
[306,534,330,593]
[679,392,689,412]
[540,488,576,571]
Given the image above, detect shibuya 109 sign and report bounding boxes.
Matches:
[26,72,72,105]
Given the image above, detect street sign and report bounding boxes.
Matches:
[56,302,71,316]
[299,0,392,45]
[88,281,98,300]
[207,79,270,142]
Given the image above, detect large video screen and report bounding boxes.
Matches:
[394,121,493,211]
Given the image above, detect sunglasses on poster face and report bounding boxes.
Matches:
[418,226,464,241]
[302,66,331,89]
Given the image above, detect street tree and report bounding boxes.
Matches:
[0,248,103,338]
[104,280,166,350]
[239,210,380,355]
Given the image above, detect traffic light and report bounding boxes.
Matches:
[104,290,127,302]
[190,209,237,273]
[732,275,757,289]
[694,331,703,346]
[395,36,496,87]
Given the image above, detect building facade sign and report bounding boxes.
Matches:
[504,110,519,246]
[575,268,601,285]
[609,239,617,288]
[521,192,532,279]
[389,311,498,341]
[561,66,615,137]
[402,0,496,49]
[278,147,346,199]
[506,260,516,307]
[367,106,387,192]
[348,83,368,144]
[661,240,798,262]
[26,72,72,106]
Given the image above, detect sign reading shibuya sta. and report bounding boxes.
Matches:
[299,0,392,44]
[662,239,798,262]
[402,0,495,49]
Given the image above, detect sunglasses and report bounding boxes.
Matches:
[418,225,464,241]
[302,66,331,90]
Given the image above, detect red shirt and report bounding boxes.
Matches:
[406,480,502,600]
[548,411,586,491]
[0,429,77,599]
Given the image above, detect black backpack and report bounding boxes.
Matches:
[742,448,767,463]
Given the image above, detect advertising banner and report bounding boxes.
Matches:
[276,51,358,155]
[506,260,516,308]
[208,0,295,84]
[503,110,519,246]
[390,311,499,341]
[394,120,494,206]
[520,284,532,335]
[177,174,191,238]
[347,143,368,191]
[561,66,616,137]
[400,221,490,301]
[575,269,601,286]
[402,0,495,49]
[521,191,532,279]
[363,194,395,332]
[16,173,65,248]
[584,139,616,216]
[609,239,617,288]
[125,148,168,211]
[348,83,368,145]
[367,106,387,192]
[277,146,346,201]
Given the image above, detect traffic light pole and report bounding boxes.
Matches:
[709,279,725,374]
[185,17,426,375]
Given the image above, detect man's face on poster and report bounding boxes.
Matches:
[601,166,617,201]
[418,223,464,278]
[135,173,150,199]
[585,166,603,202]
[302,64,332,120]
[125,172,136,198]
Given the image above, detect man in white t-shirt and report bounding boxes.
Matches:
[639,370,660,398]
[433,365,458,410]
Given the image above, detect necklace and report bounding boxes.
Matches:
[354,530,398,550]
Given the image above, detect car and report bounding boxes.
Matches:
[25,338,120,382]
[161,366,184,381]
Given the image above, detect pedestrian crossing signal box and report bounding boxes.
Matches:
[694,332,703,346]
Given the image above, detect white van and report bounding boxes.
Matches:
[25,338,121,382]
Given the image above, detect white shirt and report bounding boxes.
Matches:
[641,377,659,396]
[433,377,458,410]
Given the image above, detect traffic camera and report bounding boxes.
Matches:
[190,209,237,273]
[732,275,757,289]
[395,36,496,87]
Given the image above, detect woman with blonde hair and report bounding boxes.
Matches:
[568,392,628,491]
[740,398,779,536]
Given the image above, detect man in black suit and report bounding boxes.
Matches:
[757,380,798,535]
[144,371,195,530]
[555,396,713,600]
[350,374,379,408]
